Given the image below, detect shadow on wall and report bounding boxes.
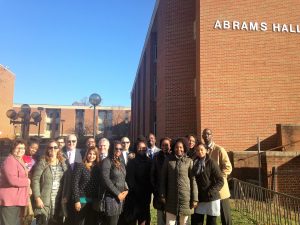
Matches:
[244,133,279,151]
[275,155,300,198]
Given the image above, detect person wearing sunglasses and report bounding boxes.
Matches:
[120,137,132,165]
[32,140,68,225]
[101,141,128,225]
[62,134,83,225]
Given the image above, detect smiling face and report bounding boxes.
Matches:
[12,144,26,159]
[195,145,207,159]
[114,143,122,158]
[28,143,39,156]
[161,139,171,154]
[175,142,185,157]
[47,142,59,158]
[86,149,97,163]
[188,136,196,149]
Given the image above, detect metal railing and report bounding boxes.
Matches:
[230,178,300,225]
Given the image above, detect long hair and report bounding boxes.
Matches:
[83,146,99,170]
[109,140,122,170]
[44,140,64,163]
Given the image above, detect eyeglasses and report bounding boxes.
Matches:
[68,140,76,143]
[58,141,64,144]
[122,142,130,144]
[115,148,123,151]
[48,146,59,150]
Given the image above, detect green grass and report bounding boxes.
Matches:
[150,204,257,225]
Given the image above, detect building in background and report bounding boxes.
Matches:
[131,0,300,196]
[0,65,15,139]
[131,0,300,152]
[11,104,131,139]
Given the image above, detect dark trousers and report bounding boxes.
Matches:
[104,214,120,225]
[63,202,76,225]
[74,203,98,225]
[191,213,217,225]
[0,206,21,225]
[220,198,232,225]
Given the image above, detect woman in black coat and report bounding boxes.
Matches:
[72,146,100,225]
[125,139,153,225]
[191,144,224,225]
[101,141,128,225]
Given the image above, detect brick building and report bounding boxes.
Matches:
[0,65,131,140]
[10,104,131,140]
[131,0,300,195]
[0,65,15,139]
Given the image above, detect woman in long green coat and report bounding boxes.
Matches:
[160,137,198,225]
[32,140,68,225]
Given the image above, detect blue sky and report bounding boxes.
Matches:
[0,0,156,107]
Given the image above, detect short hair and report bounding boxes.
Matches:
[99,138,110,148]
[56,136,65,141]
[66,134,77,141]
[28,137,40,147]
[159,137,172,148]
[10,139,26,154]
[121,136,130,143]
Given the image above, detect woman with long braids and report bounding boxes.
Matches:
[101,140,128,225]
[32,140,68,225]
[72,146,100,225]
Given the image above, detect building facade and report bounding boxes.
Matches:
[131,0,300,152]
[11,104,131,139]
[0,65,15,139]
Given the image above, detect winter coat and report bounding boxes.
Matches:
[150,151,170,210]
[101,157,128,216]
[126,154,152,214]
[160,154,198,216]
[32,158,67,210]
[72,162,100,203]
[193,154,224,202]
[0,154,29,206]
[208,142,232,199]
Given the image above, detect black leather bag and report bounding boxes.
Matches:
[92,191,106,213]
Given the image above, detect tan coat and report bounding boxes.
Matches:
[208,142,232,199]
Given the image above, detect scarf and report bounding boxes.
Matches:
[194,156,206,175]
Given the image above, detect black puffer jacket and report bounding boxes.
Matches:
[193,154,224,202]
[160,154,198,215]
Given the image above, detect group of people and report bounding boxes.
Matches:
[0,129,233,225]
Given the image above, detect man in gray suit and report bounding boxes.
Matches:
[62,134,82,225]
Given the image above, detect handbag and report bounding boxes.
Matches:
[92,191,106,213]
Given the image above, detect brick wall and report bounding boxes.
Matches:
[0,66,15,139]
[232,151,300,198]
[197,0,300,151]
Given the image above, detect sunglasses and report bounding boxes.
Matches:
[68,140,76,143]
[122,142,130,144]
[48,146,59,150]
[115,148,123,151]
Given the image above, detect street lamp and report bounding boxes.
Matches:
[6,104,42,140]
[61,119,65,136]
[37,107,44,137]
[89,93,101,139]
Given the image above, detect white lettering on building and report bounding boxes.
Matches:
[214,20,300,34]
